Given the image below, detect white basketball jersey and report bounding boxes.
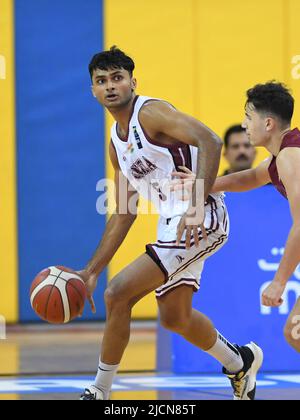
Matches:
[111,95,222,219]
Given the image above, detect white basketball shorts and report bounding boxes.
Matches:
[146,196,230,298]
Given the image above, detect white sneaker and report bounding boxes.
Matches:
[223,342,264,400]
[80,385,105,400]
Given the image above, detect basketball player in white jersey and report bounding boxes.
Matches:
[79,47,263,401]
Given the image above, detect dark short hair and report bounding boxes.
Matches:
[224,125,246,149]
[246,81,294,125]
[89,46,135,81]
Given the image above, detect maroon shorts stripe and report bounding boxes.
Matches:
[156,283,198,298]
[222,206,226,225]
[224,219,228,233]
[156,280,199,298]
[209,203,215,230]
[215,209,220,230]
[169,234,227,280]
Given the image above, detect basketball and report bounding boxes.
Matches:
[30,266,87,324]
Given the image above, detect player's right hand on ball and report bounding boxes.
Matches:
[77,270,97,314]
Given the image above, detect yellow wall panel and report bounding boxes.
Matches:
[105,0,195,318]
[289,0,300,126]
[0,0,18,322]
[195,0,286,172]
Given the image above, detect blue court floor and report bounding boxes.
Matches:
[0,373,300,400]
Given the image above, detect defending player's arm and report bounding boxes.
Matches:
[171,157,272,195]
[262,148,300,307]
[79,142,139,312]
[211,157,272,193]
[139,101,222,248]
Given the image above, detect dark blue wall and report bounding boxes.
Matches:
[15,0,107,321]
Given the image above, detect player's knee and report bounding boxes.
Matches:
[104,287,115,308]
[160,314,190,334]
[104,277,128,309]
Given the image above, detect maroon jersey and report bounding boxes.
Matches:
[268,128,300,199]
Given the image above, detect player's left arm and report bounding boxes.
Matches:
[262,148,300,307]
[140,101,222,200]
[139,101,222,248]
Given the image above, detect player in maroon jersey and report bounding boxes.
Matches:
[171,82,300,354]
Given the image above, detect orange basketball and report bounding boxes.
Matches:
[30,266,87,324]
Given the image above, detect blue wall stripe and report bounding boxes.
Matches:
[15,0,106,321]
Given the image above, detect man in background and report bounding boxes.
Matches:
[223,125,256,175]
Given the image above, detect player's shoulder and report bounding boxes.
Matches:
[276,148,300,179]
[139,98,176,125]
[277,146,300,161]
[140,98,174,112]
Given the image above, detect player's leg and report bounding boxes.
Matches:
[81,253,165,400]
[158,285,263,401]
[158,285,245,372]
[284,297,300,352]
[152,202,262,399]
[101,254,165,364]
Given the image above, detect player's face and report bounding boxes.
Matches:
[242,104,270,147]
[91,68,136,110]
[224,132,256,172]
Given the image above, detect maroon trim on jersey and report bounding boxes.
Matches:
[115,95,140,142]
[168,145,193,172]
[168,147,184,171]
[183,145,192,171]
[268,128,300,199]
[146,244,169,282]
[268,157,287,199]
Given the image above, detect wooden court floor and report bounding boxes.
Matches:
[0,322,300,400]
